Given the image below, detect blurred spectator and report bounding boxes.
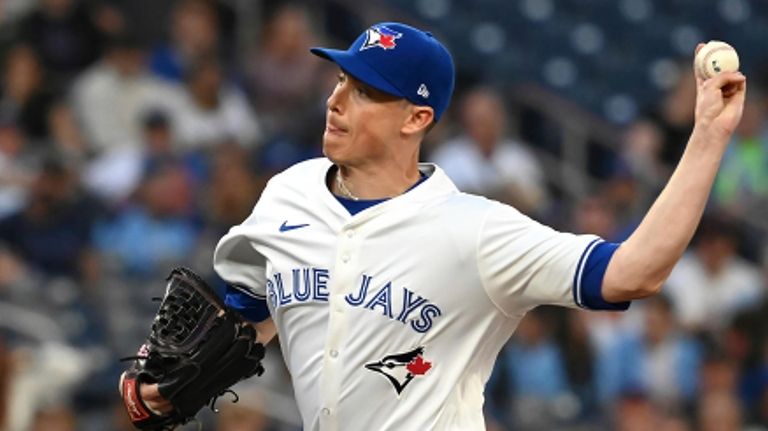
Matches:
[180,143,269,280]
[621,118,669,185]
[46,100,87,160]
[598,295,701,409]
[0,43,56,142]
[0,155,101,280]
[588,306,647,394]
[185,142,263,274]
[613,391,659,431]
[699,350,740,398]
[617,120,670,229]
[92,3,126,36]
[659,413,693,431]
[558,310,597,417]
[7,342,100,431]
[431,87,548,213]
[28,405,76,431]
[18,0,105,89]
[169,56,260,150]
[203,143,261,231]
[648,63,697,167]
[139,107,215,183]
[721,306,768,418]
[0,117,33,218]
[255,61,333,174]
[694,347,747,429]
[0,0,38,27]
[82,108,175,206]
[142,109,175,156]
[488,308,570,429]
[697,391,743,431]
[248,4,322,135]
[600,174,648,242]
[612,393,692,431]
[5,342,93,431]
[94,159,199,278]
[572,196,618,240]
[149,0,221,82]
[71,32,180,155]
[712,89,768,215]
[665,215,763,333]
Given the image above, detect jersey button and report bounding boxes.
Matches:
[329,349,339,358]
[341,254,350,263]
[346,229,354,238]
[322,408,331,416]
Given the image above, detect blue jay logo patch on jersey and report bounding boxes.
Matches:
[360,26,402,51]
[365,346,432,396]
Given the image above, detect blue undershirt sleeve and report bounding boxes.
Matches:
[224,284,271,322]
[573,241,631,311]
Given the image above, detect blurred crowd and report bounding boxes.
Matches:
[0,1,767,430]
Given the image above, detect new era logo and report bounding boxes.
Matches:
[417,84,430,99]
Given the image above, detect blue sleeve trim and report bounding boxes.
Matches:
[224,284,271,322]
[572,238,600,307]
[573,240,631,311]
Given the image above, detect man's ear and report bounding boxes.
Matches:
[401,105,435,137]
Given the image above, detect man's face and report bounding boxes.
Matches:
[322,71,410,165]
[461,91,503,154]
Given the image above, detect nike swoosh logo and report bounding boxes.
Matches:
[280,221,310,232]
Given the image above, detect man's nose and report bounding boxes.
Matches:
[327,83,346,114]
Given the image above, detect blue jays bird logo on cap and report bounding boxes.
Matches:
[360,25,402,51]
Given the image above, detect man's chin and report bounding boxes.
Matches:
[321,137,344,163]
[322,147,336,163]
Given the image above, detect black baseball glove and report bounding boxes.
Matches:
[120,267,265,430]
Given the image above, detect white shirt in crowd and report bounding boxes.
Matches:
[665,252,763,332]
[430,135,547,208]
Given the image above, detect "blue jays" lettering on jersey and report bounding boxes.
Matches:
[266,268,442,333]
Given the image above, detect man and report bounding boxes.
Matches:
[138,22,746,430]
[431,87,549,213]
[71,33,156,153]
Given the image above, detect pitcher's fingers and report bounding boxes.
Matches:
[693,42,706,84]
[140,383,174,414]
[707,71,746,89]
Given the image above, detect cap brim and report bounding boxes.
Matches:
[310,47,405,99]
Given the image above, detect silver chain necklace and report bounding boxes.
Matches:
[336,170,360,201]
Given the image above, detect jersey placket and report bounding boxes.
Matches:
[318,220,363,430]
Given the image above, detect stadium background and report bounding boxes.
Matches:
[0,0,767,429]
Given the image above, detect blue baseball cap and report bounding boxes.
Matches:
[311,22,455,121]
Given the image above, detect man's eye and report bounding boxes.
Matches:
[337,74,346,83]
[355,86,368,97]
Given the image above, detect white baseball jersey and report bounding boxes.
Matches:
[214,158,623,430]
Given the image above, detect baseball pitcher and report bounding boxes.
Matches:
[123,22,746,430]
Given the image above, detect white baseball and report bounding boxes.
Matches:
[694,40,740,80]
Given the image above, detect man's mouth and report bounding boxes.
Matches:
[326,121,348,135]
